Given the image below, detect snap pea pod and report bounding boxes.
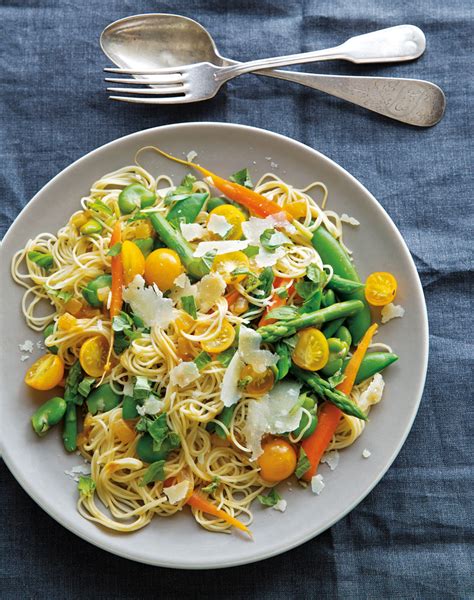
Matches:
[149,213,210,280]
[327,274,365,295]
[134,238,154,258]
[312,226,371,344]
[290,366,367,420]
[82,274,112,308]
[31,397,67,436]
[343,351,399,384]
[62,402,77,452]
[322,317,345,339]
[118,184,156,214]
[166,193,208,227]
[80,218,103,235]
[87,384,121,415]
[258,300,364,343]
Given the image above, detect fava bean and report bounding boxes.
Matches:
[118,184,156,214]
[82,274,112,308]
[136,434,177,463]
[321,289,336,308]
[320,338,349,377]
[31,396,67,436]
[87,384,120,415]
[80,218,103,235]
[335,325,352,347]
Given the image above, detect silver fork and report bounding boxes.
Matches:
[105,26,426,104]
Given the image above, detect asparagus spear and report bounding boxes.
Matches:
[149,213,210,280]
[291,365,367,420]
[258,300,364,343]
[62,402,78,452]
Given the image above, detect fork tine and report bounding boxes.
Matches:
[104,66,186,75]
[109,95,191,105]
[106,86,186,96]
[105,75,184,85]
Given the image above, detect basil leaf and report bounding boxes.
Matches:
[174,173,196,195]
[139,460,166,486]
[107,242,122,257]
[64,361,83,405]
[295,448,311,479]
[202,476,220,494]
[258,267,274,296]
[181,295,197,319]
[229,167,253,189]
[147,413,169,450]
[77,476,96,497]
[135,417,151,433]
[306,264,325,284]
[259,229,277,252]
[112,312,133,332]
[28,251,54,270]
[257,488,282,507]
[194,351,212,371]
[243,245,259,258]
[78,377,95,398]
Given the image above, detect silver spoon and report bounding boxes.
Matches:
[100,14,445,126]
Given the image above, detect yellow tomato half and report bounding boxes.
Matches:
[365,271,398,306]
[285,201,307,219]
[79,335,109,377]
[208,205,246,240]
[258,438,297,482]
[212,251,249,284]
[197,319,235,353]
[240,364,275,396]
[121,240,146,285]
[144,248,183,291]
[25,354,65,391]
[292,327,329,371]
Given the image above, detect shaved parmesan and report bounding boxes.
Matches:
[163,480,190,505]
[170,361,200,388]
[171,273,197,303]
[196,272,226,312]
[273,499,287,512]
[186,150,197,162]
[20,355,30,362]
[242,216,278,245]
[238,325,278,373]
[255,246,286,268]
[340,213,360,227]
[243,381,302,459]
[381,302,405,324]
[137,395,164,416]
[362,448,372,459]
[207,214,232,238]
[221,351,244,407]
[180,222,205,242]
[122,381,134,396]
[311,474,325,495]
[122,275,174,328]
[358,373,384,412]
[19,340,34,353]
[193,240,248,257]
[321,450,339,471]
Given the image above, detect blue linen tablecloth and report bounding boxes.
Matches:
[1,1,472,597]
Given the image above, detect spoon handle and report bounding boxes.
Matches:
[255,71,446,127]
[215,26,426,82]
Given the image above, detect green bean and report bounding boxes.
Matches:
[335,325,352,347]
[322,317,345,339]
[320,338,349,377]
[166,193,208,227]
[206,197,227,211]
[43,323,58,354]
[62,402,77,452]
[343,352,399,384]
[82,274,112,308]
[134,238,154,258]
[312,226,371,344]
[80,218,103,235]
[87,384,121,415]
[118,184,156,214]
[327,274,365,294]
[321,289,336,307]
[122,395,138,420]
[31,397,67,436]
[136,434,177,463]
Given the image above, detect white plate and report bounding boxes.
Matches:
[0,123,428,569]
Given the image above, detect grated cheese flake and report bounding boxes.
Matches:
[311,474,325,495]
[358,373,385,412]
[238,325,278,373]
[321,450,340,471]
[137,395,164,416]
[180,222,206,242]
[169,361,200,388]
[273,499,287,512]
[207,214,232,238]
[19,340,34,353]
[196,272,226,312]
[340,213,360,227]
[163,480,190,505]
[193,240,248,257]
[221,351,244,407]
[362,448,372,459]
[20,355,30,362]
[381,302,405,324]
[122,275,175,328]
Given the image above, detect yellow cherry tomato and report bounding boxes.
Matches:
[292,327,329,371]
[240,364,275,396]
[285,201,307,219]
[212,251,249,284]
[79,335,109,377]
[365,271,398,306]
[121,240,146,285]
[197,319,236,353]
[258,438,297,482]
[175,312,195,333]
[144,248,183,291]
[230,296,249,316]
[25,354,65,391]
[208,205,246,240]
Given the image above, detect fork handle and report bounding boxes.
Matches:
[255,71,445,126]
[215,25,426,83]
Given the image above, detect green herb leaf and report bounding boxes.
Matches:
[77,476,96,497]
[139,460,166,486]
[28,251,54,270]
[237,376,253,390]
[295,448,311,479]
[194,351,212,371]
[147,413,169,451]
[174,173,196,195]
[127,212,149,223]
[46,288,73,303]
[112,312,133,332]
[181,295,197,319]
[258,267,274,297]
[88,199,113,215]
[282,335,298,351]
[243,245,260,258]
[257,488,282,507]
[216,348,236,368]
[229,167,253,189]
[64,361,83,405]
[202,476,220,494]
[135,417,151,433]
[266,305,299,321]
[78,377,95,398]
[306,264,325,284]
[107,242,122,257]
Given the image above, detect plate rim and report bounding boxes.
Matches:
[0,122,429,569]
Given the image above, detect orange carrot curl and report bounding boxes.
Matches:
[187,490,251,536]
